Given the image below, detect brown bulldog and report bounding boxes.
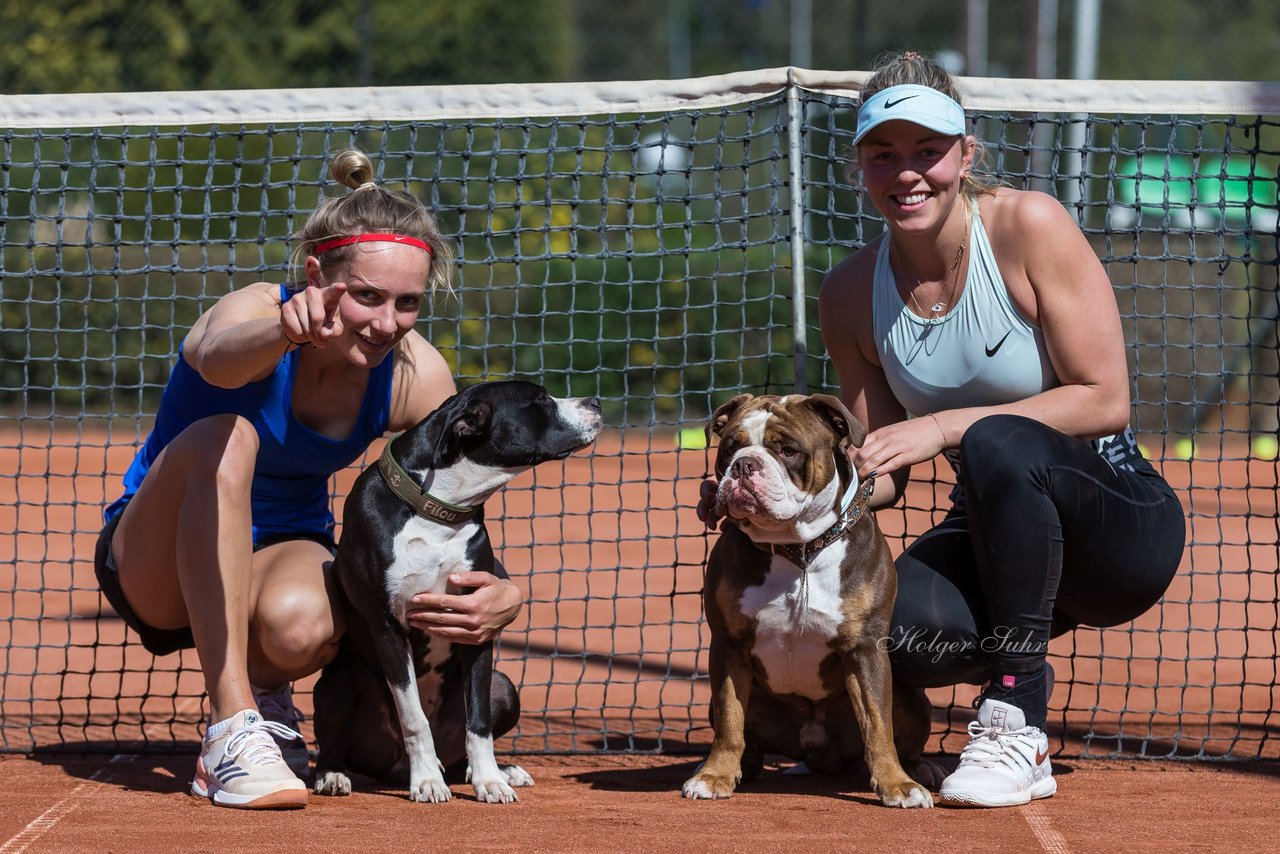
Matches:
[682,393,934,807]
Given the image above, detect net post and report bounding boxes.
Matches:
[1061,0,1100,221]
[786,71,809,394]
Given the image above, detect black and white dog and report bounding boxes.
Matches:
[312,380,602,803]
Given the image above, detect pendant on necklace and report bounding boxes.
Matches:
[930,302,946,312]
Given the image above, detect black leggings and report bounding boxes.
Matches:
[888,414,1186,689]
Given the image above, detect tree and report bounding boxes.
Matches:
[0,0,572,95]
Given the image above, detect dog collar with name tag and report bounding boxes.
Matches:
[377,443,480,525]
[751,474,877,569]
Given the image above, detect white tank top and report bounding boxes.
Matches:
[870,207,1144,499]
[872,207,1058,417]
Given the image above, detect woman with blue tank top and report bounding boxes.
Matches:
[93,149,524,809]
[816,53,1185,806]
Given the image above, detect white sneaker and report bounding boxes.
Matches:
[253,683,310,779]
[191,709,309,809]
[939,698,1056,808]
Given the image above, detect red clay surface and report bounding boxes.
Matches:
[2,752,1278,852]
[1,424,1279,848]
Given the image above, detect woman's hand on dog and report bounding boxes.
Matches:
[407,572,524,644]
[852,414,948,478]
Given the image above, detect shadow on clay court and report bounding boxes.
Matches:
[567,753,1063,804]
[27,749,438,801]
[30,750,197,795]
[1050,721,1280,775]
[570,758,869,804]
[1214,760,1280,779]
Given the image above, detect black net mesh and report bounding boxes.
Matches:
[2,78,1277,758]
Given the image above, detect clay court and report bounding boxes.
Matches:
[2,426,1278,851]
[3,753,1279,851]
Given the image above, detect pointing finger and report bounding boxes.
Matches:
[322,282,347,324]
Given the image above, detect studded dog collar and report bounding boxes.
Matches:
[749,474,877,569]
[377,442,480,525]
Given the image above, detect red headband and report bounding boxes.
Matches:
[313,233,433,256]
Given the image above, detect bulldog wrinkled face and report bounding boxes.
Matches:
[712,396,853,537]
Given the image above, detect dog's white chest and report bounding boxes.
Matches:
[384,515,478,628]
[739,544,847,700]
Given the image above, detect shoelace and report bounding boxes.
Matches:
[223,720,306,767]
[957,722,1039,770]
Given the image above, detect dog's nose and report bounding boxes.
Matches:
[730,456,761,479]
[582,397,601,413]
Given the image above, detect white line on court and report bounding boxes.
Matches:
[0,754,132,854]
[1023,801,1070,854]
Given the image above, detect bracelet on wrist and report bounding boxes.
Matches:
[282,328,309,348]
[928,413,947,448]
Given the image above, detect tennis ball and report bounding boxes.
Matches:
[1172,438,1196,460]
[1137,443,1151,459]
[1252,435,1279,461]
[678,427,708,450]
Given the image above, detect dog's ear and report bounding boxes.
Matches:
[707,394,754,443]
[804,394,867,448]
[804,395,864,490]
[451,400,492,438]
[430,398,493,467]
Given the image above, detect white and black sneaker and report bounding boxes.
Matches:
[940,698,1056,808]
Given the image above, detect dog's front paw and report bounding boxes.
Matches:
[408,773,452,803]
[472,773,519,804]
[501,763,535,787]
[465,763,536,789]
[313,770,352,796]
[878,779,934,809]
[681,771,739,800]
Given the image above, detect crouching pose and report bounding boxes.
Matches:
[94,149,523,808]
[816,52,1185,806]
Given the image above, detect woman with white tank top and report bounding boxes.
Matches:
[815,52,1185,807]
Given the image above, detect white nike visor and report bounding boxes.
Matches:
[854,84,967,145]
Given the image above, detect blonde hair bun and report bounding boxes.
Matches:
[329,149,376,190]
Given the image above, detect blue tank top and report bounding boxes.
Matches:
[104,285,396,543]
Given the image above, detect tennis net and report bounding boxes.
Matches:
[2,70,1277,758]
